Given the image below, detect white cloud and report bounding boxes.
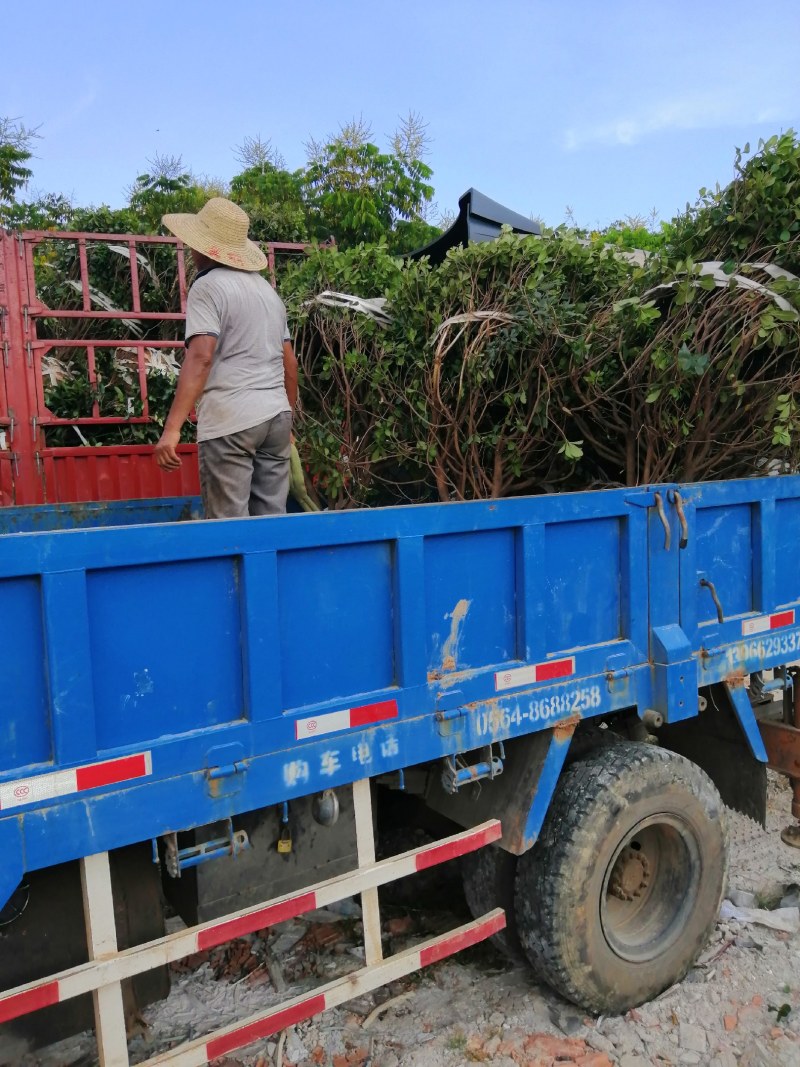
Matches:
[562,90,791,151]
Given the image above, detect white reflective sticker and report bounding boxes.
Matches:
[295,709,351,740]
[0,769,78,810]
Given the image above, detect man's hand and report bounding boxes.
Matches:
[152,336,216,472]
[155,428,182,471]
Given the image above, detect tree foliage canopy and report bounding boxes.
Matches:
[5,116,800,505]
[0,118,39,223]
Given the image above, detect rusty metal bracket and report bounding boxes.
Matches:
[654,492,671,551]
[700,577,724,623]
[670,489,689,549]
[759,720,800,778]
[442,743,505,794]
[760,666,800,828]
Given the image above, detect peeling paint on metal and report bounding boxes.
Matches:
[441,599,471,673]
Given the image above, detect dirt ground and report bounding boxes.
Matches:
[6,774,800,1067]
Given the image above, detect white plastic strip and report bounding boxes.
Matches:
[0,752,152,811]
[742,610,795,636]
[494,656,575,692]
[294,699,398,739]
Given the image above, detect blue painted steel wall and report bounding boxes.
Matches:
[0,497,202,534]
[0,475,797,910]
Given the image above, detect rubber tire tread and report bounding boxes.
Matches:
[462,845,524,960]
[514,742,728,1014]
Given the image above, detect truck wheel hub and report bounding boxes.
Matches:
[609,844,651,901]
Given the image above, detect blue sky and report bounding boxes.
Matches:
[4,0,800,229]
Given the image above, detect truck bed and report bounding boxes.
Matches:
[1,477,798,914]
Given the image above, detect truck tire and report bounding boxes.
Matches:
[514,743,727,1014]
[462,845,523,960]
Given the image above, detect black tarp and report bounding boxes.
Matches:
[408,188,540,265]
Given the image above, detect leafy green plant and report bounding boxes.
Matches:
[0,117,38,223]
[302,140,434,249]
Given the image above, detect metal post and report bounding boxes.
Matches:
[0,232,43,503]
[782,667,800,847]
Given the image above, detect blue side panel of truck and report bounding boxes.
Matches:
[1,475,796,913]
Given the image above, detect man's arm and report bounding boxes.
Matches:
[154,335,217,470]
[283,340,298,412]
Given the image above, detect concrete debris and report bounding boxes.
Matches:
[720,898,800,932]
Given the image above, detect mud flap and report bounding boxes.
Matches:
[725,683,769,762]
[424,724,576,855]
[657,682,768,825]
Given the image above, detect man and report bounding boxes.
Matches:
[154,197,298,519]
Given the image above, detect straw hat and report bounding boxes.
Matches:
[162,197,267,271]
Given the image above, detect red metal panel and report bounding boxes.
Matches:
[39,445,200,503]
[1,229,310,507]
[1,232,42,504]
[0,454,14,507]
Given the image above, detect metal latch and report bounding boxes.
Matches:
[442,742,505,794]
[155,818,250,879]
[206,760,246,781]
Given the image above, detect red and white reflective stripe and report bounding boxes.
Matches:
[142,910,506,1067]
[0,752,152,811]
[494,656,575,692]
[0,819,502,1026]
[742,610,796,636]
[0,983,60,1026]
[294,698,398,740]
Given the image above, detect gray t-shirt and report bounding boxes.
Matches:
[185,266,291,442]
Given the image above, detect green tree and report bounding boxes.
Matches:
[0,118,39,223]
[229,163,308,243]
[668,130,800,272]
[4,191,74,230]
[125,154,227,233]
[302,118,434,248]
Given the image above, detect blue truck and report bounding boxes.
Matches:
[2,219,799,1063]
[1,471,799,1058]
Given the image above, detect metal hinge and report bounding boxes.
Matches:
[206,760,246,780]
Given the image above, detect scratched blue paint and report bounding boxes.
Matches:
[0,496,202,534]
[88,558,245,748]
[544,517,622,650]
[774,497,800,605]
[425,528,516,673]
[277,541,395,708]
[726,685,769,761]
[522,728,574,848]
[1,474,798,912]
[0,578,50,771]
[694,504,753,621]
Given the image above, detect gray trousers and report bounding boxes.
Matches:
[199,411,292,519]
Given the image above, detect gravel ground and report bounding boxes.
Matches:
[6,774,800,1067]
